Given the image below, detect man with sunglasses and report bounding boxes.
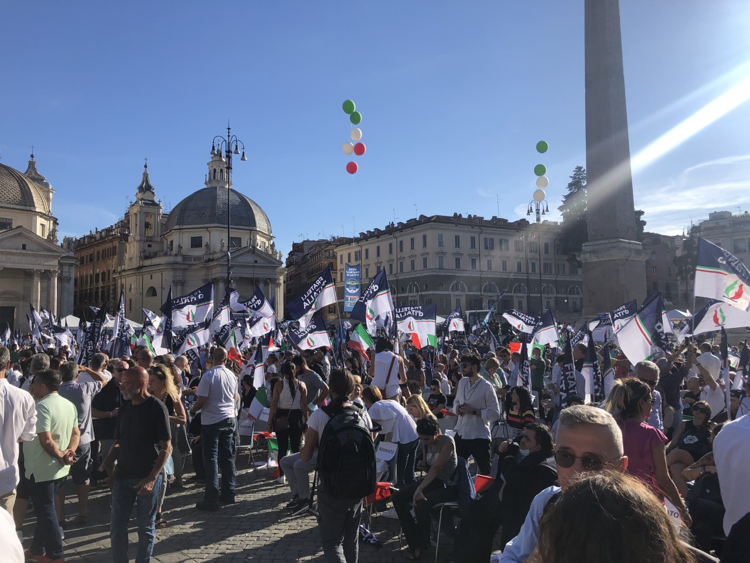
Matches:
[90,360,127,485]
[635,361,664,432]
[500,405,627,563]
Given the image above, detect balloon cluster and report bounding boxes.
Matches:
[534,141,549,200]
[341,99,366,174]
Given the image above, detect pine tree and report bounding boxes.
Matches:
[558,166,588,265]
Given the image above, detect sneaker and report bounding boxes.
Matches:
[381,507,399,519]
[288,497,307,511]
[285,495,300,509]
[194,501,221,511]
[24,549,45,562]
[220,497,236,506]
[275,474,286,484]
[292,503,311,517]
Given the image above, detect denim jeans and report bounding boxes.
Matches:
[29,476,65,559]
[111,474,163,563]
[317,491,362,563]
[201,417,236,504]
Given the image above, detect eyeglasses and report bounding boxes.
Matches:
[554,450,619,471]
[692,407,709,414]
[639,378,657,388]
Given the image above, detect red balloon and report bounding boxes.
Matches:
[353,142,366,156]
[346,161,358,174]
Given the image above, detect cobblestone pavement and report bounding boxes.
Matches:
[17,456,475,563]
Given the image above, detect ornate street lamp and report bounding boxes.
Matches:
[211,125,247,287]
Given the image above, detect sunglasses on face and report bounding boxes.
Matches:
[693,407,709,414]
[639,378,657,388]
[114,368,126,372]
[554,450,614,471]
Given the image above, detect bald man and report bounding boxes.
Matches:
[190,348,239,511]
[101,367,171,563]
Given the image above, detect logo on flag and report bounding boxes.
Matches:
[713,307,727,327]
[306,336,315,347]
[725,280,744,302]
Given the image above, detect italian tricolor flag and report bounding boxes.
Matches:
[348,323,374,360]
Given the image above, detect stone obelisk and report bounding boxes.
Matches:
[578,0,647,316]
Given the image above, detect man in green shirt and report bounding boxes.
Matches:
[25,369,79,563]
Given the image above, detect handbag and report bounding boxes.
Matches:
[273,416,290,432]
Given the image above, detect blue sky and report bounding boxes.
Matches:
[2,1,749,254]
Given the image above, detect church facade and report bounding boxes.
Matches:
[112,151,285,319]
[0,154,77,330]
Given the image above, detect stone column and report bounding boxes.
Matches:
[579,0,646,316]
[31,270,41,311]
[49,271,59,317]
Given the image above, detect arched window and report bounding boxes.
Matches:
[482,282,500,294]
[542,285,556,295]
[512,283,528,295]
[568,286,582,296]
[449,281,468,292]
[213,169,217,179]
[145,286,157,297]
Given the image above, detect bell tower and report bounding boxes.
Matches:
[125,161,163,268]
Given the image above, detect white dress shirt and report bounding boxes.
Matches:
[453,376,501,440]
[0,379,37,496]
[713,414,750,535]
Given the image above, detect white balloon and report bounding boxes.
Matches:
[533,188,546,202]
[536,175,549,188]
[342,142,354,155]
[350,128,363,142]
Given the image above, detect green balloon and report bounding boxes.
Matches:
[350,111,362,125]
[536,141,549,154]
[534,164,546,177]
[342,100,356,114]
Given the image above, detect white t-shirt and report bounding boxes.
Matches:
[78,369,112,385]
[0,380,37,496]
[308,403,372,445]
[713,414,750,535]
[367,400,418,444]
[701,382,725,417]
[695,352,721,381]
[197,365,239,425]
[371,351,401,398]
[0,507,23,562]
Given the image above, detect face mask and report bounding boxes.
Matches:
[518,448,531,458]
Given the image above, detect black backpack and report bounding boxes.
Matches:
[316,402,376,499]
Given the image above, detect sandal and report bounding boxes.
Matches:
[155,514,168,529]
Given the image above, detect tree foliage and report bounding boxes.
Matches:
[558,166,588,265]
[558,165,648,263]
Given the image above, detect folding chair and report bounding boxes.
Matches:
[236,417,260,479]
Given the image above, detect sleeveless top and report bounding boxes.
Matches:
[424,434,458,484]
[278,378,302,410]
[373,351,400,398]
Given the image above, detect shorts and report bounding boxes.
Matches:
[69,443,93,485]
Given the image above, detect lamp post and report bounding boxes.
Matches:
[211,125,247,288]
[527,189,549,316]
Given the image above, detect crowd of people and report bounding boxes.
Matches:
[1,330,749,563]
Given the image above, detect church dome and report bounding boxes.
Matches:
[164,186,272,234]
[0,162,51,214]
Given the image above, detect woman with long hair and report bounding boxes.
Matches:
[666,400,714,496]
[603,378,691,526]
[267,361,308,484]
[405,394,436,422]
[148,363,188,528]
[535,472,699,563]
[406,353,426,390]
[507,386,536,433]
